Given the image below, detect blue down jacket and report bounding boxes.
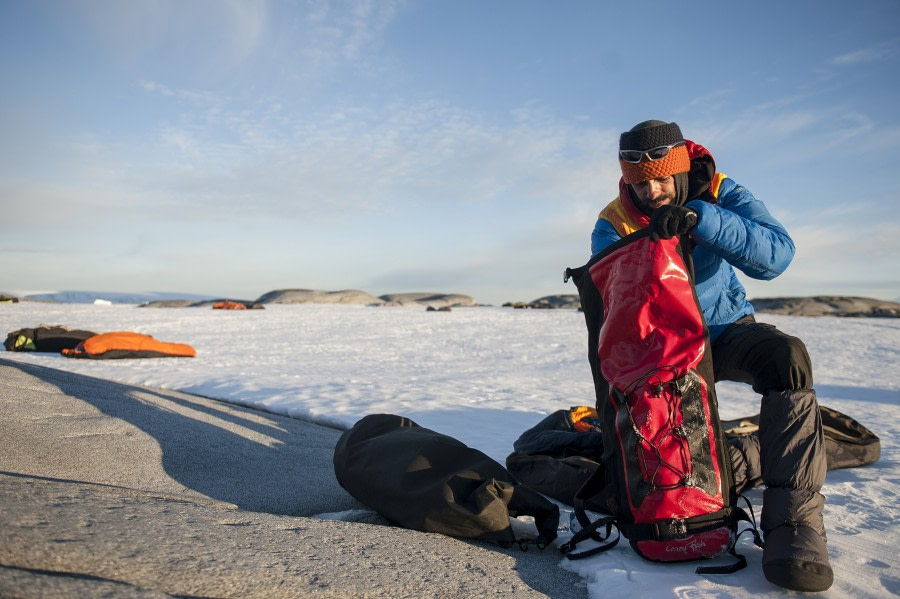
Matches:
[590,177,795,341]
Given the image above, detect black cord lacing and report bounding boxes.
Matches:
[622,367,693,492]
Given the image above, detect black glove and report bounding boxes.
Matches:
[648,205,698,241]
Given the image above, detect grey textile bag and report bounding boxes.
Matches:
[333,413,559,546]
[721,405,880,471]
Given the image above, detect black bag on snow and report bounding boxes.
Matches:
[560,230,757,572]
[333,413,559,546]
[506,405,604,506]
[509,404,880,511]
[4,324,97,352]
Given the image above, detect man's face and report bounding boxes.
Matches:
[630,175,676,214]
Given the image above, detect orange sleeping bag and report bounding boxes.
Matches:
[213,300,247,310]
[62,332,196,359]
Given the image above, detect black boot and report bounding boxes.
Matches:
[759,389,833,592]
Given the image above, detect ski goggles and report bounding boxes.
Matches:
[618,142,685,164]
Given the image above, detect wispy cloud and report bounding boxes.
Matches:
[77,0,269,70]
[293,0,406,75]
[686,102,889,175]
[831,41,898,66]
[58,1,406,90]
[8,84,615,235]
[679,88,737,115]
[137,80,221,107]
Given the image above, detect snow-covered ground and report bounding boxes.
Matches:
[2,302,897,598]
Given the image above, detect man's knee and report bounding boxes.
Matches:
[758,335,813,392]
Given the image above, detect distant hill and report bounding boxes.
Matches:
[505,295,581,309]
[256,289,477,308]
[749,296,900,318]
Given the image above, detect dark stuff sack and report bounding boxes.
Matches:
[333,413,559,546]
[5,324,96,352]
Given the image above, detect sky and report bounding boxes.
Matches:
[2,0,899,305]
[1,302,897,597]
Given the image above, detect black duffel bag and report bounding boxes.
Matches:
[333,413,559,547]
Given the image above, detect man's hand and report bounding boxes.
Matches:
[648,205,698,241]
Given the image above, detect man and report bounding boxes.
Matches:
[590,120,832,592]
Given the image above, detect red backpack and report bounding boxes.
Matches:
[561,230,760,573]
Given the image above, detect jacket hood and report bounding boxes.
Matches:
[685,140,718,203]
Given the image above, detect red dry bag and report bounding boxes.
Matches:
[562,231,757,573]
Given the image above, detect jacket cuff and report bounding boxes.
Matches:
[686,200,719,242]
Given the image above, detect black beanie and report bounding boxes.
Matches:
[619,120,684,151]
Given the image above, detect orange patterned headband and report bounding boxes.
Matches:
[619,144,690,184]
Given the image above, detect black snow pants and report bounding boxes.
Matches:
[712,316,828,538]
